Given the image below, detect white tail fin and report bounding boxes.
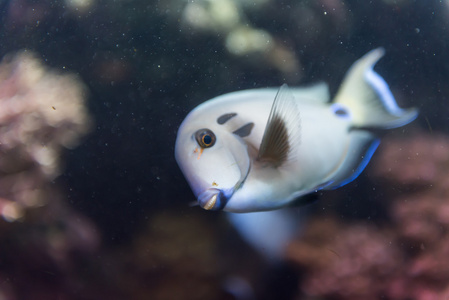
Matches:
[334,48,418,129]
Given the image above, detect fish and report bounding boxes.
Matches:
[175,48,418,213]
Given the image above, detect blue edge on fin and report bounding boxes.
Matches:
[366,66,405,117]
[329,138,381,189]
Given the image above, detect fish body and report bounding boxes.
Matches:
[175,48,417,213]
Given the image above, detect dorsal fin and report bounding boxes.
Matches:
[257,84,301,167]
[290,82,330,104]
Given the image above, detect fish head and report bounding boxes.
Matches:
[175,116,251,211]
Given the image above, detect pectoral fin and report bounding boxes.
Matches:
[257,84,301,167]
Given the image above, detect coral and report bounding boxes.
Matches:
[285,132,449,300]
[180,0,303,81]
[118,210,232,300]
[286,218,401,300]
[0,50,91,221]
[0,51,103,299]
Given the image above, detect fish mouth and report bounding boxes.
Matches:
[197,163,251,211]
[198,188,229,211]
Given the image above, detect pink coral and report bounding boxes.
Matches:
[286,132,449,299]
[0,50,91,221]
[286,218,401,299]
[0,51,101,299]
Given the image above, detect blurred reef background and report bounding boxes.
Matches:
[0,0,449,299]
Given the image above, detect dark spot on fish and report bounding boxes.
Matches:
[232,122,254,138]
[334,107,348,116]
[331,103,350,118]
[217,113,237,124]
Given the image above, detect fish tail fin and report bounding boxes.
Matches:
[334,48,418,129]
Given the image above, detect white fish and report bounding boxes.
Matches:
[175,48,417,213]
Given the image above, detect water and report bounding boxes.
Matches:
[0,0,447,299]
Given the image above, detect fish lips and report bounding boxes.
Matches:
[197,188,232,211]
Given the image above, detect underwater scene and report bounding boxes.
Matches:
[0,0,448,299]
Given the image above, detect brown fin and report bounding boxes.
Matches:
[257,84,301,167]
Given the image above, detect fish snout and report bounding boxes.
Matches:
[198,188,229,211]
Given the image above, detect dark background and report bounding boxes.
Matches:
[1,1,448,299]
[3,0,442,242]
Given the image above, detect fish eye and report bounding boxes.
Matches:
[195,129,216,148]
